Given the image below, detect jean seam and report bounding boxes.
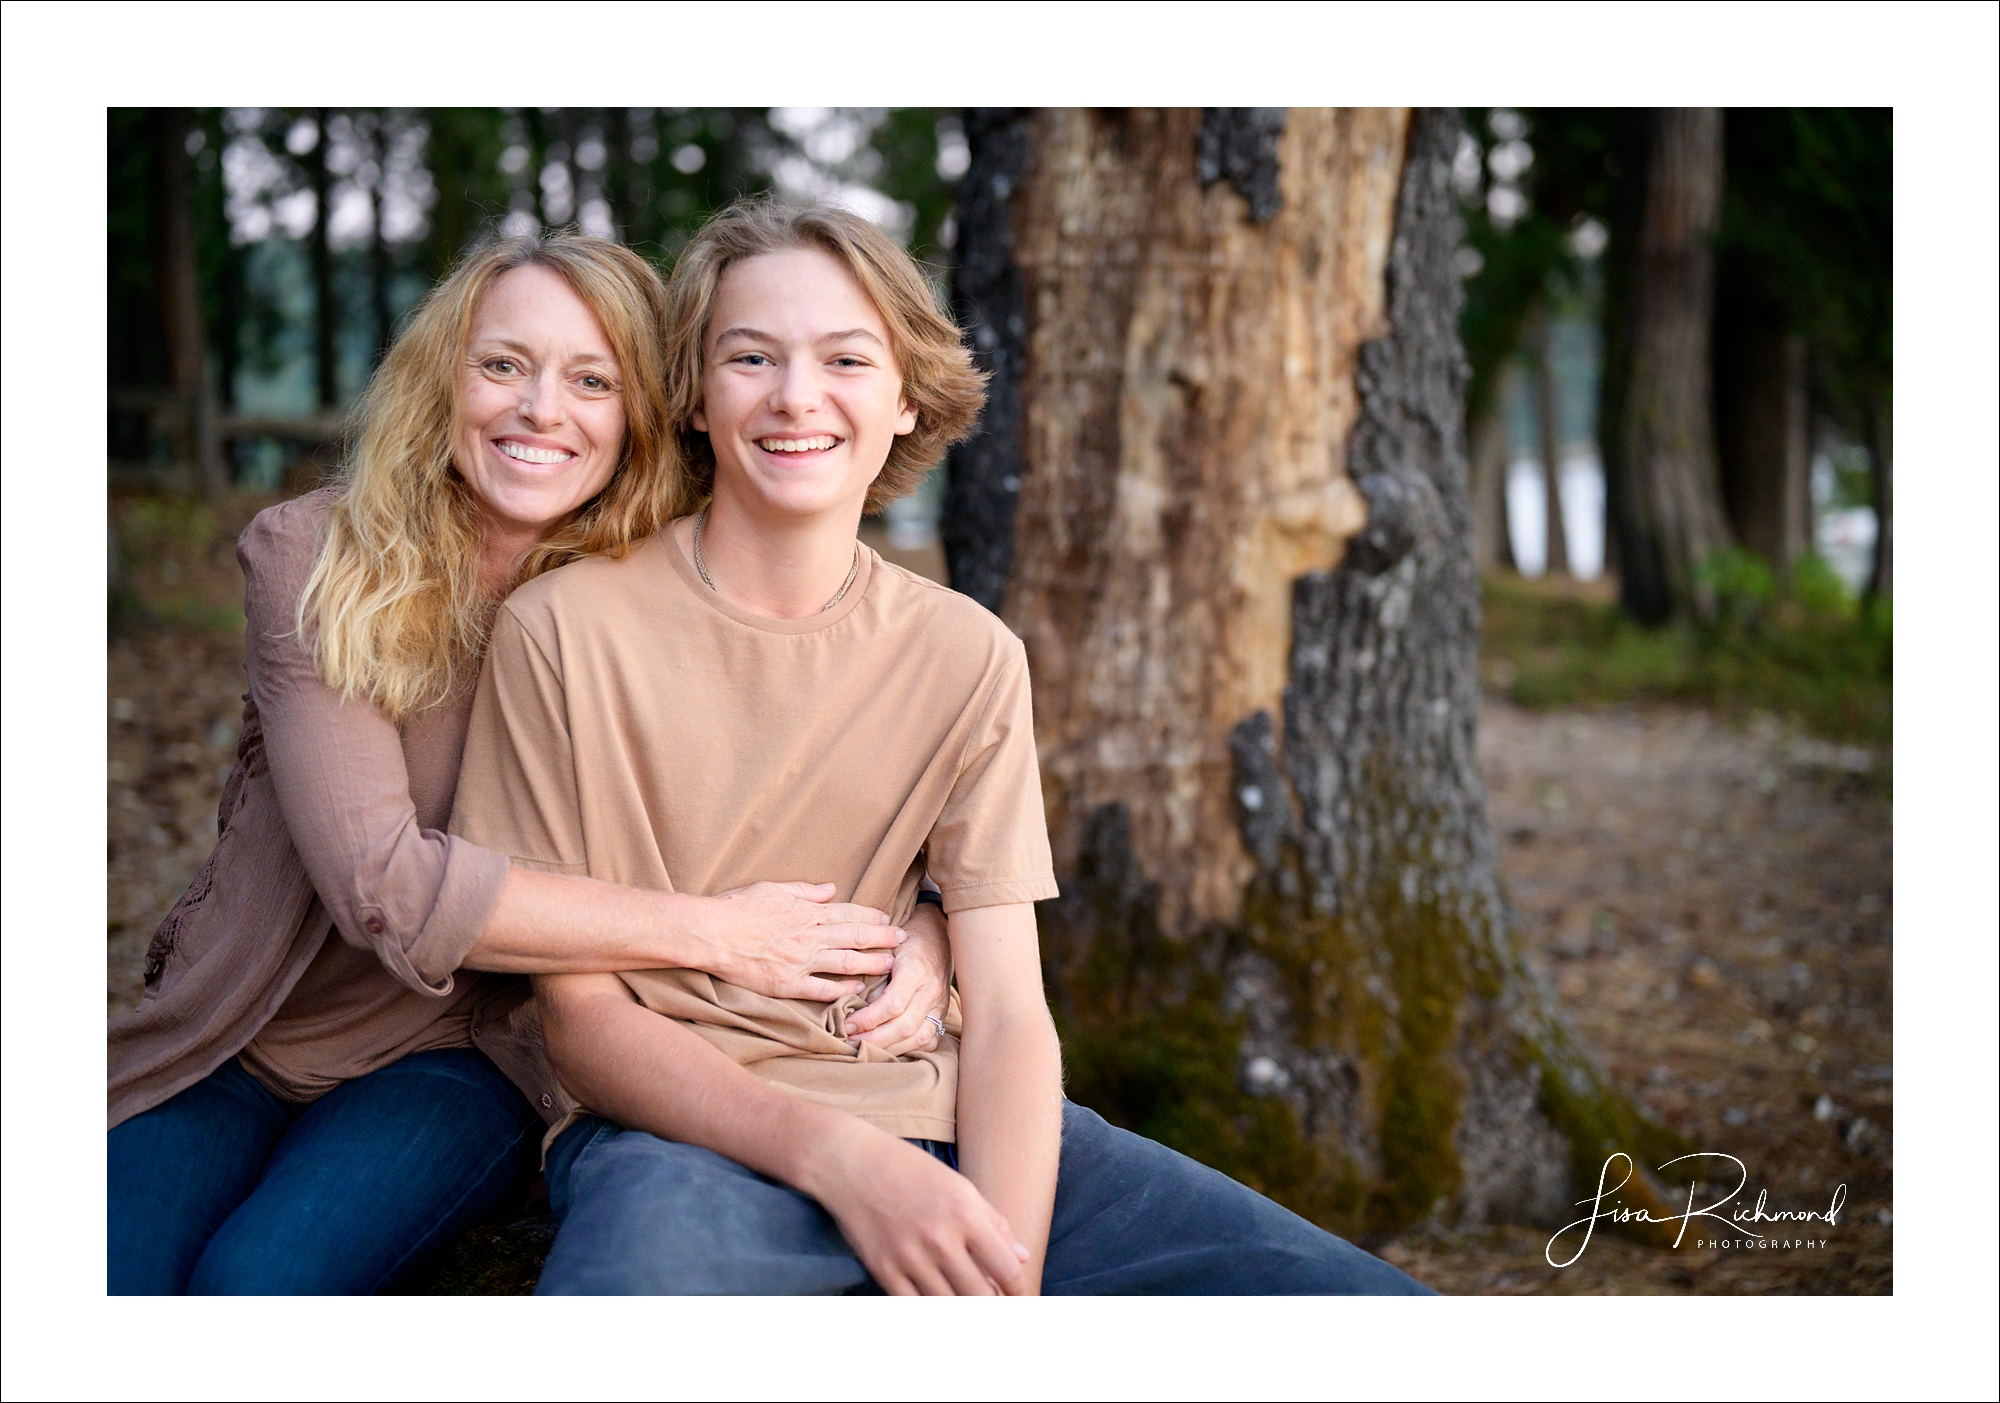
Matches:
[366,1119,540,1292]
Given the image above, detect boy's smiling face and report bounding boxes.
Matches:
[695,245,917,523]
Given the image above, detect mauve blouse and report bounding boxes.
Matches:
[107,490,566,1129]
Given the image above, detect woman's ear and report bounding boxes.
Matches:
[893,395,917,437]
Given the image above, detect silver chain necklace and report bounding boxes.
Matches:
[692,505,860,613]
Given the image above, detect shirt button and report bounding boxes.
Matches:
[541,1094,554,1108]
[364,916,385,935]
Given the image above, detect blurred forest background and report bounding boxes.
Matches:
[107,107,1892,1295]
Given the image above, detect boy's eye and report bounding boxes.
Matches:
[831,355,866,368]
[733,352,772,367]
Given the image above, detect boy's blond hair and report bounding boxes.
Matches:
[662,198,987,512]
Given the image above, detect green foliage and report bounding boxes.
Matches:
[1696,545,1778,627]
[1721,109,1892,426]
[1481,575,1891,745]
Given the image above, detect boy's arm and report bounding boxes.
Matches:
[536,972,1032,1294]
[947,901,1064,1293]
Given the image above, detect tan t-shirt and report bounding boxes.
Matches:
[450,532,1058,1141]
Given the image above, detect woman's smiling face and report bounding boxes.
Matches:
[694,246,917,521]
[453,263,628,539]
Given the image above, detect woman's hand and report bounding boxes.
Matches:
[845,900,952,1055]
[805,1119,1031,1295]
[699,881,905,1002]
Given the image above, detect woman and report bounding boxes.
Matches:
[107,232,953,1295]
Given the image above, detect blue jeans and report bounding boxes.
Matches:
[107,1049,540,1294]
[536,1100,1431,1295]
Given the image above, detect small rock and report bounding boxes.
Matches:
[1844,1116,1873,1149]
[1723,1107,1749,1126]
[1690,959,1721,988]
[1813,1094,1840,1122]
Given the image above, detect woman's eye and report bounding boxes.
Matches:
[579,374,610,391]
[486,358,519,375]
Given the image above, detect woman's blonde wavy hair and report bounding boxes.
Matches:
[298,232,685,721]
[662,197,987,513]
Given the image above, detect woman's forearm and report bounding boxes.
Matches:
[461,868,727,974]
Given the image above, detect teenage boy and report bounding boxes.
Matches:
[450,200,1428,1296]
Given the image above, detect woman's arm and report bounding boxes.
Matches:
[947,902,1063,1293]
[463,870,903,999]
[538,971,1030,1294]
[243,501,504,995]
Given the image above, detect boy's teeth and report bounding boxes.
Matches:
[497,441,574,465]
[759,436,837,453]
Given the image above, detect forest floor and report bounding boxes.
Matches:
[106,495,1891,1294]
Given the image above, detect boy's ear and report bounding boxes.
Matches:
[692,402,708,433]
[893,395,917,437]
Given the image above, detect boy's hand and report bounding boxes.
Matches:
[847,901,952,1055]
[806,1120,1031,1295]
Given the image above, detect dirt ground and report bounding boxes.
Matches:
[106,498,1891,1294]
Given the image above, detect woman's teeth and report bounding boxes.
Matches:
[496,440,575,465]
[757,435,838,454]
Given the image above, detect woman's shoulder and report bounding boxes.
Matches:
[238,488,340,571]
[235,488,341,603]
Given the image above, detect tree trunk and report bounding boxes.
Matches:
[1531,314,1570,577]
[1609,108,1732,623]
[604,106,635,242]
[304,109,339,410]
[947,107,1679,1236]
[146,107,223,496]
[1714,274,1811,580]
[523,106,552,228]
[1865,388,1891,601]
[1467,408,1514,574]
[366,112,395,367]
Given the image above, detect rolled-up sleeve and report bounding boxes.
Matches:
[241,508,510,995]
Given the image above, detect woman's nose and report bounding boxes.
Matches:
[519,368,568,426]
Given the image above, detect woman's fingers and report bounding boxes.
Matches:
[774,881,837,903]
[850,1005,936,1056]
[811,902,896,929]
[844,971,914,1036]
[792,975,866,1002]
[808,934,901,978]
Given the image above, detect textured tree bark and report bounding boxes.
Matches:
[1609,108,1733,623]
[948,108,1678,1235]
[1531,313,1570,577]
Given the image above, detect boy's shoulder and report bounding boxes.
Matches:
[866,551,1026,670]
